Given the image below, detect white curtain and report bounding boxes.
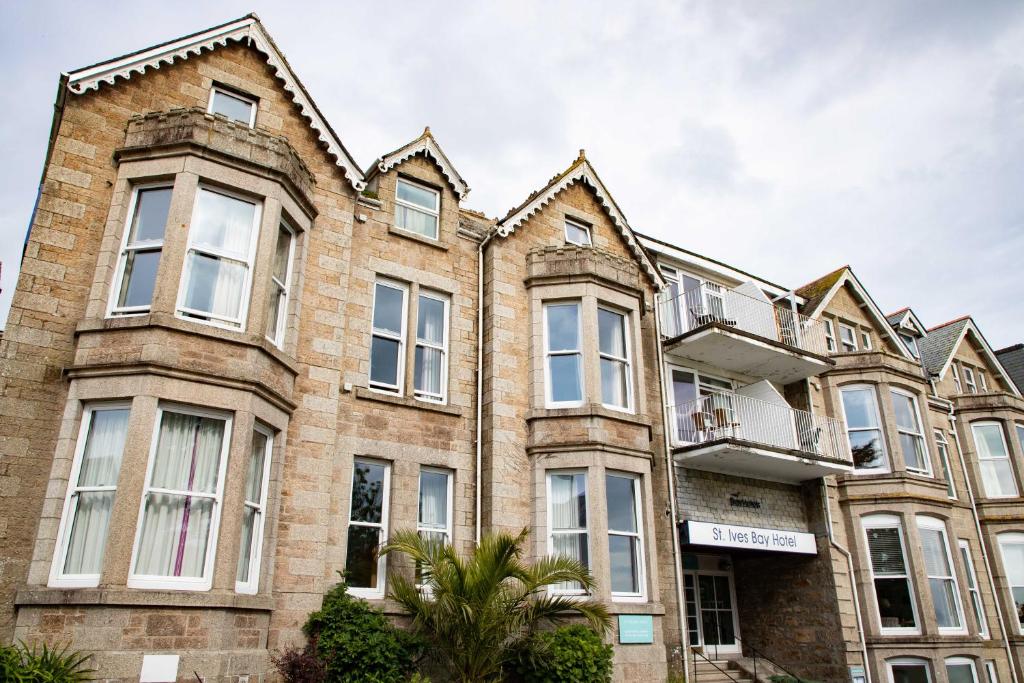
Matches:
[550,474,587,590]
[415,348,443,396]
[415,296,445,396]
[63,408,129,574]
[397,204,437,238]
[135,412,224,579]
[237,431,269,584]
[184,189,255,320]
[598,310,628,408]
[418,471,448,536]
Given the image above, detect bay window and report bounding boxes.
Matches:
[369,280,408,394]
[130,406,231,590]
[917,516,964,632]
[863,514,918,632]
[958,540,988,637]
[346,459,390,598]
[997,532,1024,631]
[177,187,261,328]
[50,404,131,587]
[548,472,589,594]
[264,222,295,347]
[972,422,1019,497]
[110,185,172,315]
[598,307,632,411]
[841,385,888,472]
[606,473,644,600]
[890,390,929,474]
[544,302,584,407]
[236,425,273,594]
[395,178,439,239]
[414,291,449,403]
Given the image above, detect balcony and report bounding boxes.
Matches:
[669,390,853,483]
[658,283,832,384]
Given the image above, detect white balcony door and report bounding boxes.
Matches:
[669,366,698,444]
[684,567,741,656]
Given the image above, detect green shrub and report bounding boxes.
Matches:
[0,641,96,682]
[769,675,822,683]
[304,576,423,683]
[510,625,613,683]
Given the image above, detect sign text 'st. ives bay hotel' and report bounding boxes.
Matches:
[1,14,1023,683]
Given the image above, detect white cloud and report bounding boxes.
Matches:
[1,0,1022,347]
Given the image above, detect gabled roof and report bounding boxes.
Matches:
[63,14,365,191]
[494,150,662,286]
[367,127,469,200]
[995,344,1024,394]
[921,316,1021,395]
[796,266,916,361]
[886,307,927,337]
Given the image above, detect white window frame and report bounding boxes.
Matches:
[175,185,263,330]
[108,183,173,317]
[973,421,1019,498]
[964,366,978,394]
[985,661,999,683]
[207,86,257,127]
[824,319,837,353]
[127,403,232,591]
[917,515,966,634]
[598,306,633,413]
[235,423,273,595]
[607,471,647,602]
[901,333,920,359]
[997,532,1024,634]
[935,430,957,499]
[265,220,296,348]
[564,218,592,247]
[958,539,988,638]
[413,290,450,404]
[886,658,932,683]
[346,458,391,600]
[543,301,585,408]
[49,402,132,588]
[841,384,890,474]
[890,388,931,475]
[394,177,440,240]
[979,371,988,392]
[546,470,591,596]
[839,323,858,352]
[945,658,980,683]
[861,331,873,350]
[863,514,920,635]
[416,466,453,545]
[952,363,963,393]
[369,279,410,395]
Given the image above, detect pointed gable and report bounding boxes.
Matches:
[64,14,365,191]
[922,317,1020,395]
[495,151,662,286]
[367,127,469,200]
[796,266,915,360]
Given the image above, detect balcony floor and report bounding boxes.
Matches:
[664,323,831,384]
[672,438,852,483]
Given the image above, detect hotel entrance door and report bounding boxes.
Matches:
[684,560,741,656]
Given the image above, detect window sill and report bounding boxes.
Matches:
[526,404,652,428]
[353,386,463,416]
[15,587,273,611]
[388,225,448,251]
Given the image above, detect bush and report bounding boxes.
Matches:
[510,625,613,683]
[303,576,423,682]
[769,676,822,683]
[0,641,96,682]
[272,644,325,683]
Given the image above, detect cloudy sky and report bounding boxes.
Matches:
[1,1,1022,347]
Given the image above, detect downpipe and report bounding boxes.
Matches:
[474,230,495,545]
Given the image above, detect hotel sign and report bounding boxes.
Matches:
[684,521,817,555]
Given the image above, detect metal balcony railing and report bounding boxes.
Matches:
[668,391,852,464]
[658,283,830,356]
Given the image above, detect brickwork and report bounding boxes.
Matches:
[676,468,810,533]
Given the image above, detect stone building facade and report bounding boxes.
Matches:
[1,13,1023,683]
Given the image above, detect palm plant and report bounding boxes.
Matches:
[381,528,610,683]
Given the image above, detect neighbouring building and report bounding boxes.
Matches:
[0,13,1022,683]
[995,346,1024,395]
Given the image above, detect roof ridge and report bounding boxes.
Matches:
[926,315,971,332]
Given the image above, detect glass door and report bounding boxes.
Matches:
[669,367,698,444]
[685,570,740,656]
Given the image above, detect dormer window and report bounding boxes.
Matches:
[208,86,257,127]
[564,218,592,247]
[395,178,440,240]
[900,333,920,359]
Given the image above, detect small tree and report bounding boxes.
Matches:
[381,528,610,683]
